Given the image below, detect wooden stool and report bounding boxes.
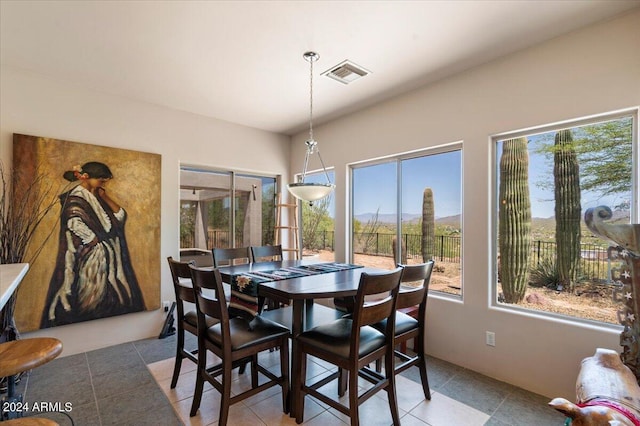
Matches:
[0,337,63,421]
[4,417,59,425]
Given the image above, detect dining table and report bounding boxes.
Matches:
[216,259,383,418]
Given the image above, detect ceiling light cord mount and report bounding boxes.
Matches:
[287,51,335,206]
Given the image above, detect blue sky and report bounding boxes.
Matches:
[306,128,630,221]
[352,150,462,218]
[500,132,630,218]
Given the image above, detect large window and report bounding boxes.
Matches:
[179,167,277,250]
[493,111,637,324]
[351,146,463,295]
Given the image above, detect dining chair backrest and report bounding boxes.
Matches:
[250,244,283,263]
[396,260,435,310]
[352,267,403,334]
[212,247,250,267]
[166,256,202,389]
[189,266,229,338]
[167,256,196,304]
[179,249,214,267]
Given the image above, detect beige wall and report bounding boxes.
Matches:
[291,10,639,399]
[0,66,290,354]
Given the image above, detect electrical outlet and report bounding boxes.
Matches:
[163,301,170,312]
[486,331,496,347]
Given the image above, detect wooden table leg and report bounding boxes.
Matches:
[289,299,304,418]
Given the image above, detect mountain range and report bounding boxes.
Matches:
[354,213,460,224]
[354,209,629,226]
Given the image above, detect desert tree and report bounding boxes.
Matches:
[302,195,333,251]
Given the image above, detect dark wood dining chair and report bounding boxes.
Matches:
[212,245,268,370]
[373,261,435,400]
[179,248,214,267]
[212,246,251,267]
[294,267,403,426]
[250,244,283,263]
[188,265,290,423]
[166,257,219,389]
[251,244,285,310]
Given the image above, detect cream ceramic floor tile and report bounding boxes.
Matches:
[243,392,297,425]
[147,357,176,381]
[304,358,335,381]
[258,347,287,370]
[172,389,223,426]
[148,356,198,382]
[399,412,431,426]
[328,395,408,426]
[225,403,268,426]
[394,373,430,412]
[158,369,213,403]
[408,392,490,426]
[317,379,408,426]
[299,409,348,426]
[239,381,283,407]
[294,396,330,425]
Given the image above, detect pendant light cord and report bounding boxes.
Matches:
[300,51,332,186]
[308,54,314,142]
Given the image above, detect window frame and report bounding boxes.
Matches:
[489,108,638,327]
[348,142,464,298]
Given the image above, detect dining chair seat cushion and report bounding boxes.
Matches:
[259,303,344,333]
[372,311,418,336]
[184,310,219,329]
[297,318,386,359]
[205,316,290,351]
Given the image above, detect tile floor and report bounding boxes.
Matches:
[12,333,566,425]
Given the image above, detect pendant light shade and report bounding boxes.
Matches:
[287,52,335,205]
[287,182,335,203]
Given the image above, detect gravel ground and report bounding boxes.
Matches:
[308,250,620,325]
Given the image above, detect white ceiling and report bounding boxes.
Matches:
[2,1,638,135]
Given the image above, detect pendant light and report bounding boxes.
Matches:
[287,51,335,206]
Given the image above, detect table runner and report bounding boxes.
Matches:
[229,262,363,318]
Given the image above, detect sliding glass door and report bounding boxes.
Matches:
[180,167,276,250]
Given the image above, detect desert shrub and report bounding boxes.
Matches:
[529,258,560,288]
[433,264,445,273]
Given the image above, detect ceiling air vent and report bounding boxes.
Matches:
[322,60,370,84]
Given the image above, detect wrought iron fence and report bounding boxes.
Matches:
[182,228,612,282]
[305,231,611,281]
[180,230,244,249]
[351,232,461,262]
[529,240,610,281]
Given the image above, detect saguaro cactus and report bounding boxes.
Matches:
[422,188,434,262]
[554,129,581,292]
[499,137,532,303]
